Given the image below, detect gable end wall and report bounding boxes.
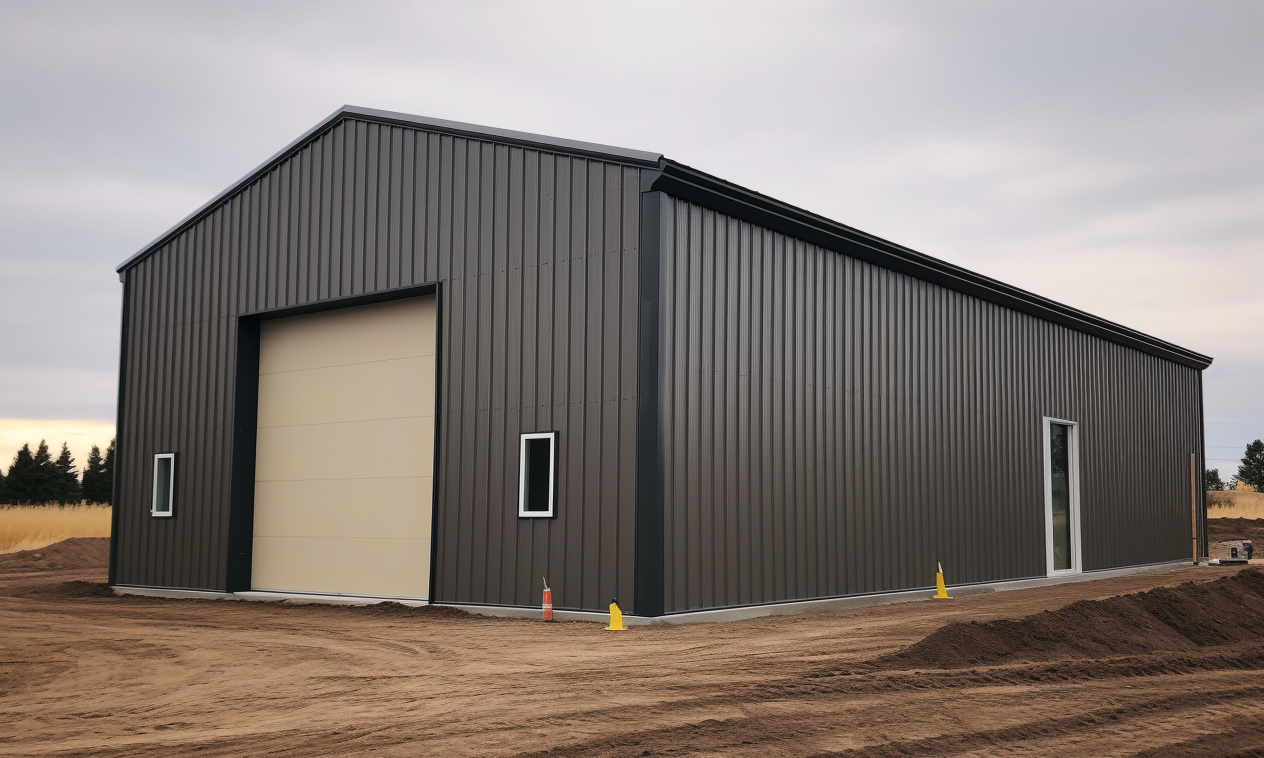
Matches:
[113,118,643,611]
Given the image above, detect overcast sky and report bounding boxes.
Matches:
[1,1,1260,473]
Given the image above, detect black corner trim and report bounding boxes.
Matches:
[107,272,129,586]
[644,162,1212,371]
[634,190,667,617]
[1197,372,1207,559]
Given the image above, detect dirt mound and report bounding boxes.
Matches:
[0,537,110,570]
[1209,517,1264,545]
[883,569,1264,670]
[11,580,118,599]
[357,601,473,619]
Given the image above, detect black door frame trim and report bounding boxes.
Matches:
[225,282,441,593]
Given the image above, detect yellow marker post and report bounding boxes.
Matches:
[934,562,952,600]
[606,598,626,631]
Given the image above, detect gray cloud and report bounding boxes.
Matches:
[1,0,1260,458]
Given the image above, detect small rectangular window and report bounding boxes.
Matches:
[152,453,175,517]
[518,432,556,518]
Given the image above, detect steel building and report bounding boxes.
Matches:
[110,106,1212,617]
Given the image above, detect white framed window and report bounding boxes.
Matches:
[152,453,176,517]
[518,431,557,518]
[1042,417,1082,575]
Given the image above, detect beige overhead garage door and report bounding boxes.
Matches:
[251,296,436,599]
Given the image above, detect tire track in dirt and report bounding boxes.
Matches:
[360,643,1264,755]
[1129,716,1264,758]
[803,687,1264,757]
[8,541,1264,758]
[496,685,1264,758]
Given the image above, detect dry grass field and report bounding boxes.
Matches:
[1208,490,1264,520]
[0,504,112,553]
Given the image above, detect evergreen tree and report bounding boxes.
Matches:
[102,438,115,506]
[1238,440,1264,490]
[5,443,42,503]
[0,465,7,504]
[1205,468,1226,491]
[31,440,57,503]
[52,442,81,504]
[82,444,106,503]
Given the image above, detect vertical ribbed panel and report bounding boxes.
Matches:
[115,120,642,610]
[658,198,1203,613]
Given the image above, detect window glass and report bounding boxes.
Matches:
[518,433,555,517]
[1050,423,1072,571]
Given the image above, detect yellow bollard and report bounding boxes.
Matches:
[606,598,626,631]
[933,562,953,600]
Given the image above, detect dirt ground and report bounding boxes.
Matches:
[1210,517,1264,546]
[3,540,1264,757]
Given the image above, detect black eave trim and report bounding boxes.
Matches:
[115,104,1210,371]
[644,161,1213,371]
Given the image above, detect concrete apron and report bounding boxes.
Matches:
[111,559,1192,625]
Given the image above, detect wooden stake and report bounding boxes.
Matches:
[1191,453,1198,564]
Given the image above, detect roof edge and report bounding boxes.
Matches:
[112,108,1211,371]
[646,160,1213,371]
[116,106,663,274]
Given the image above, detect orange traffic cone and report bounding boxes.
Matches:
[542,577,553,621]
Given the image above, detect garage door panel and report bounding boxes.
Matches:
[255,416,433,482]
[252,294,436,600]
[257,356,432,428]
[259,297,436,374]
[251,536,346,594]
[343,537,431,598]
[252,536,431,597]
[418,354,436,417]
[253,477,432,539]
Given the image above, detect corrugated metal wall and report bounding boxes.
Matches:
[657,197,1203,613]
[114,118,643,610]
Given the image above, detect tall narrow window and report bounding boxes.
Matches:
[1043,418,1080,574]
[518,432,556,518]
[1049,423,1072,571]
[152,453,175,517]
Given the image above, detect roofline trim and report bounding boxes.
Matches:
[116,106,663,275]
[646,160,1213,370]
[113,107,1210,370]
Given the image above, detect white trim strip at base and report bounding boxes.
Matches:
[110,560,1192,622]
[354,560,1195,625]
[439,605,650,625]
[111,585,232,600]
[641,560,1190,625]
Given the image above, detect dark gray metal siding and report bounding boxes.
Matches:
[656,196,1204,613]
[114,118,643,611]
